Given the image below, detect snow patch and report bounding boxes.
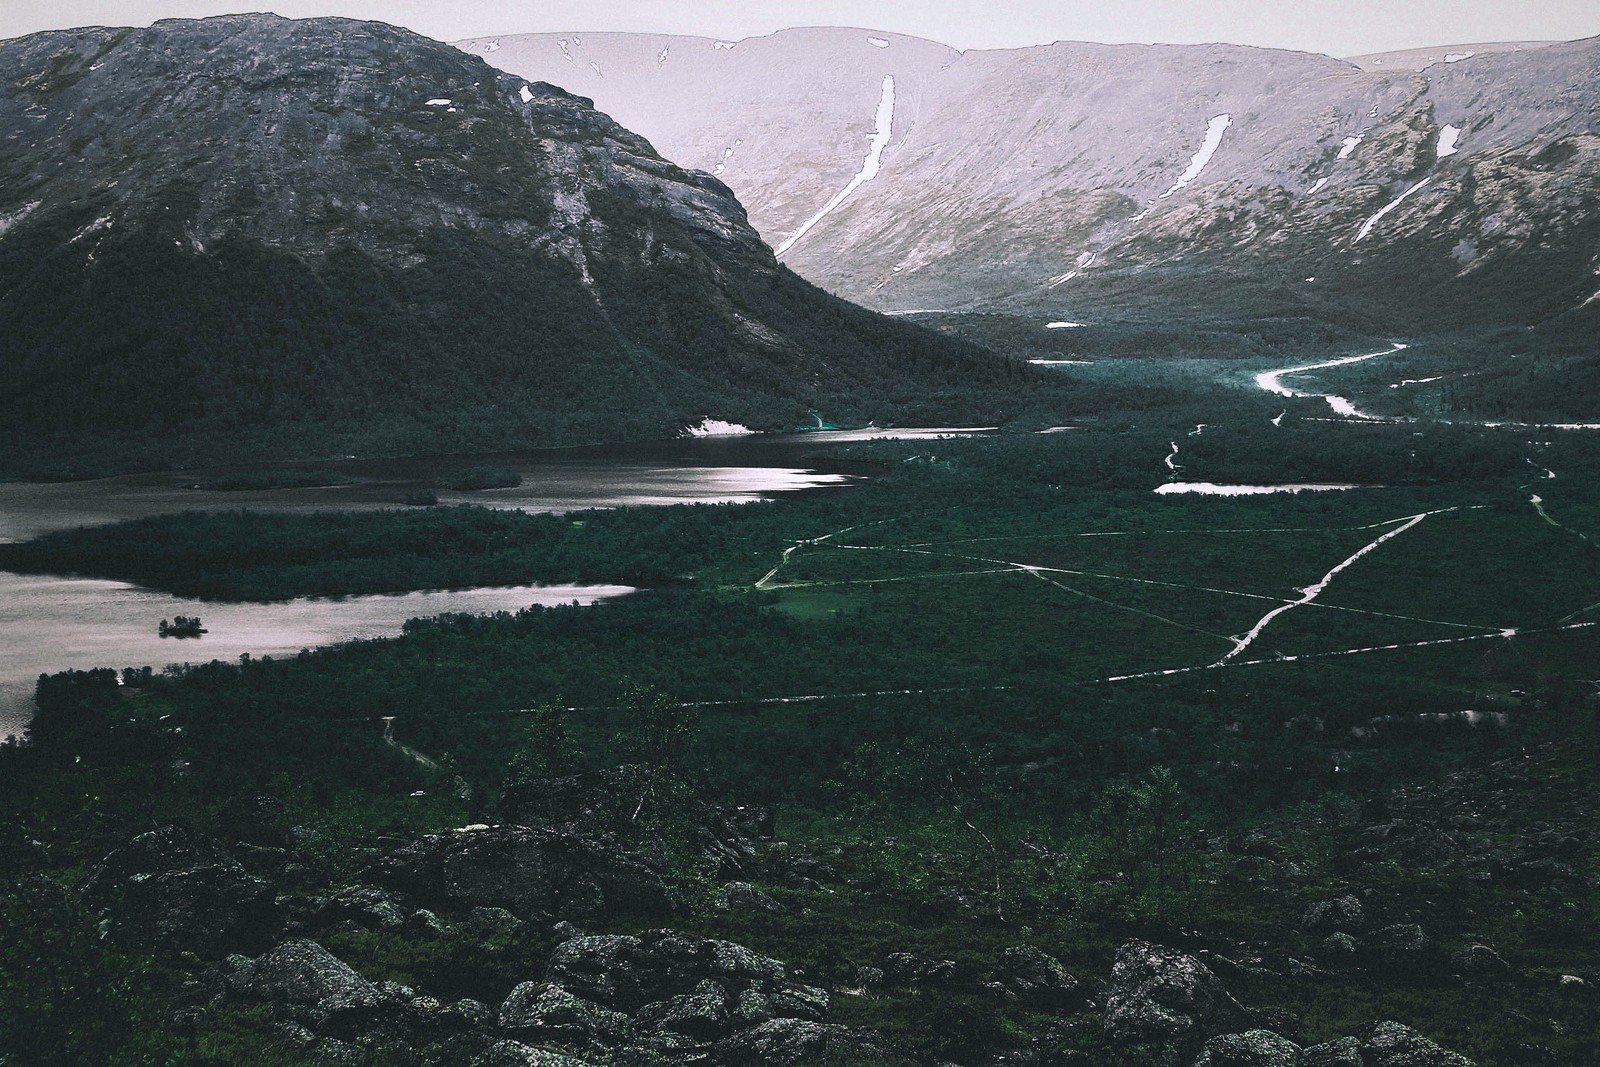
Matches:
[1154,483,1365,496]
[714,145,736,176]
[0,200,41,239]
[519,85,533,104]
[1307,177,1330,195]
[1444,51,1476,63]
[1355,178,1434,242]
[868,36,890,48]
[1045,321,1086,329]
[776,75,896,257]
[714,41,737,50]
[1337,136,1363,160]
[425,98,451,107]
[556,39,573,61]
[483,40,500,53]
[1436,124,1462,158]
[1029,359,1094,366]
[657,45,670,65]
[69,215,114,244]
[1158,114,1232,200]
[685,418,756,438]
[1391,376,1445,388]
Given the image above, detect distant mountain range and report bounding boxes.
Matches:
[459,28,1600,334]
[0,16,1050,475]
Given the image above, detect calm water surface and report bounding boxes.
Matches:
[0,430,988,738]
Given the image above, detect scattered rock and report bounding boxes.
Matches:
[228,938,389,1037]
[712,1017,899,1066]
[714,880,785,913]
[990,945,1084,1007]
[1302,895,1366,933]
[79,826,276,955]
[1104,941,1247,1066]
[884,951,959,987]
[1192,1030,1302,1067]
[498,981,630,1048]
[320,885,405,931]
[380,825,671,920]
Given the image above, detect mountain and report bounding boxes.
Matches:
[459,28,1600,333]
[0,16,1048,475]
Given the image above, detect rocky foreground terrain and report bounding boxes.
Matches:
[463,29,1600,331]
[15,747,1593,1066]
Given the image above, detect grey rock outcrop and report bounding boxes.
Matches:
[79,825,276,955]
[379,825,672,920]
[1104,941,1247,1066]
[1192,1030,1303,1067]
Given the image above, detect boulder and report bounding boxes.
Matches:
[884,951,959,987]
[1192,1030,1302,1067]
[712,1018,898,1066]
[230,938,389,1036]
[1301,1037,1365,1067]
[1357,1020,1475,1066]
[79,825,276,955]
[1103,941,1247,1066]
[1319,933,1358,963]
[380,826,671,920]
[636,978,731,1039]
[546,930,788,1011]
[498,982,631,1048]
[1365,924,1430,972]
[320,885,405,931]
[1450,943,1511,980]
[469,1040,600,1067]
[714,881,785,914]
[991,945,1083,1007]
[219,793,288,846]
[1301,895,1365,933]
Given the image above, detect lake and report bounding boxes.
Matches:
[0,429,989,738]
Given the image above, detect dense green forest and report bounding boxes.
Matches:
[4,371,1600,1062]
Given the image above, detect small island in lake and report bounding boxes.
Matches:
[157,616,206,639]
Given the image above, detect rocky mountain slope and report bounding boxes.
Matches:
[0,16,1046,474]
[461,29,1600,332]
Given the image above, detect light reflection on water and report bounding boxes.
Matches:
[0,430,993,739]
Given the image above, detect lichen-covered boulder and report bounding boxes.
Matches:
[1104,941,1247,1066]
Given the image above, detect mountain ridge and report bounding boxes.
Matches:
[0,15,1058,475]
[459,27,1600,333]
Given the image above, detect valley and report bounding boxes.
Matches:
[2,11,1598,1067]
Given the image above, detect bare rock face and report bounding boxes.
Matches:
[0,15,1029,472]
[1303,1021,1475,1067]
[79,825,277,955]
[378,825,673,920]
[1103,941,1248,1066]
[466,28,1600,330]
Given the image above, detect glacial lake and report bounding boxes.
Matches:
[0,429,987,739]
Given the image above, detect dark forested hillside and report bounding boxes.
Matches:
[0,16,1061,475]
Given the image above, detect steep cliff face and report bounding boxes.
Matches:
[462,29,1600,331]
[0,16,1036,472]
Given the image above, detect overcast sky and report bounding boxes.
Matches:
[2,1,1596,56]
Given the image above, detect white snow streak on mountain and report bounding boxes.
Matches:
[1338,136,1363,159]
[1356,178,1434,242]
[1437,125,1462,158]
[1160,114,1233,199]
[775,75,896,257]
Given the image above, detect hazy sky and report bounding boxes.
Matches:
[2,1,1596,56]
